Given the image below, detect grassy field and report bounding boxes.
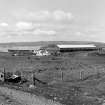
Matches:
[1,51,105,105]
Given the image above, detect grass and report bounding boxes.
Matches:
[0,52,105,105]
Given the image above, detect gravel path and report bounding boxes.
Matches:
[0,86,62,105]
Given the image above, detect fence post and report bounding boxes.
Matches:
[61,71,64,81]
[60,65,64,81]
[3,67,6,82]
[80,70,84,80]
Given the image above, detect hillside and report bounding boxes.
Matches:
[0,41,105,47]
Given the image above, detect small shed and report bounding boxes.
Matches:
[5,74,21,83]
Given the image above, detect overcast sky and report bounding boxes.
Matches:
[0,0,104,43]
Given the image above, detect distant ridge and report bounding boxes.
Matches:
[0,41,105,48]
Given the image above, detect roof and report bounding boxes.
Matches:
[57,44,96,48]
[8,46,40,50]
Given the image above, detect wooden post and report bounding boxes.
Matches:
[32,73,36,86]
[3,67,6,82]
[80,70,84,80]
[61,71,64,81]
[59,64,64,81]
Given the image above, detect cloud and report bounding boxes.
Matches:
[33,29,56,35]
[13,10,74,35]
[53,10,73,21]
[29,11,50,21]
[15,21,70,34]
[0,22,8,27]
[16,22,33,30]
[13,10,73,22]
[75,31,84,36]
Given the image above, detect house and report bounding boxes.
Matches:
[39,44,60,56]
[34,49,50,56]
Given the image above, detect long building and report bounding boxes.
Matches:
[57,44,97,52]
[8,49,34,56]
[8,46,41,56]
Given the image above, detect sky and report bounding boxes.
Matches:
[0,0,104,43]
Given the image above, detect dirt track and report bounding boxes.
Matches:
[0,86,62,105]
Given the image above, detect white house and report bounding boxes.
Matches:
[33,49,50,56]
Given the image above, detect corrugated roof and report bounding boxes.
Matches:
[57,44,96,48]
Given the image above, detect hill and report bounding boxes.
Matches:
[0,41,105,47]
